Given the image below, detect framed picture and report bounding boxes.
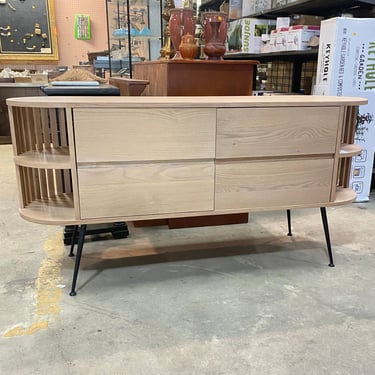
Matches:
[0,0,58,62]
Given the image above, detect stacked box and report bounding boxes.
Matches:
[242,0,256,16]
[242,0,271,16]
[286,25,320,51]
[227,18,276,53]
[229,0,243,19]
[314,17,375,201]
[276,27,289,51]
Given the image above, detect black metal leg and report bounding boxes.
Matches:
[70,224,87,296]
[286,209,292,236]
[69,225,78,257]
[320,207,335,267]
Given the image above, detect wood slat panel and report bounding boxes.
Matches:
[26,107,37,152]
[40,108,51,150]
[215,158,334,210]
[74,108,216,162]
[58,108,68,147]
[217,107,340,158]
[49,109,59,147]
[32,108,43,151]
[38,168,48,198]
[46,169,55,198]
[78,161,214,219]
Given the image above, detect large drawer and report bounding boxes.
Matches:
[78,161,214,219]
[74,108,216,163]
[216,107,340,158]
[215,158,334,210]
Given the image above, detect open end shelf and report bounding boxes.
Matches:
[339,144,362,158]
[14,147,71,168]
[19,193,76,225]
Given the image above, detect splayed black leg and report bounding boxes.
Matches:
[70,224,87,296]
[320,207,335,267]
[69,225,78,257]
[286,209,292,236]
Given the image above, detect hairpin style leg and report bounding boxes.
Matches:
[69,225,78,257]
[70,224,87,296]
[286,209,293,236]
[320,207,335,267]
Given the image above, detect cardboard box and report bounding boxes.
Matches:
[272,0,287,7]
[255,0,272,12]
[242,0,256,16]
[276,27,289,51]
[287,25,320,51]
[291,14,323,26]
[31,73,49,84]
[314,17,375,201]
[14,77,32,83]
[227,18,276,53]
[229,0,243,19]
[269,29,278,52]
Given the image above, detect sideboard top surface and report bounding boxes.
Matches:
[6,95,368,108]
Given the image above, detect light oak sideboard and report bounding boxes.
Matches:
[7,95,367,295]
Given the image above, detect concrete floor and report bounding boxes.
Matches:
[1,143,375,374]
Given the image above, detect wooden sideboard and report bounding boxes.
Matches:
[7,95,366,295]
[133,60,258,96]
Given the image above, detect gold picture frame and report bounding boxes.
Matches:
[0,0,58,62]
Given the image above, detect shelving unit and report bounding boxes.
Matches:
[104,0,162,78]
[9,105,78,224]
[226,49,318,93]
[250,0,375,18]
[225,0,375,93]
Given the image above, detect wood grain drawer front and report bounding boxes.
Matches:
[216,107,340,158]
[78,161,214,219]
[74,108,216,163]
[215,158,334,210]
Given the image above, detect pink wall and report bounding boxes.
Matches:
[0,0,108,71]
[54,0,108,67]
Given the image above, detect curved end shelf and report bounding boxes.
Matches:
[14,147,71,168]
[332,188,357,206]
[19,193,77,225]
[339,144,362,158]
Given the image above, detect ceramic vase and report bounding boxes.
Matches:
[179,33,198,59]
[169,8,195,59]
[202,11,228,60]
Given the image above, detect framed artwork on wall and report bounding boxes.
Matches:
[0,0,58,62]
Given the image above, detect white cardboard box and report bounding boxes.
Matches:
[286,25,320,51]
[276,27,289,51]
[314,17,375,201]
[227,18,276,53]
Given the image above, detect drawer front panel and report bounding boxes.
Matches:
[217,107,340,158]
[74,108,216,162]
[78,161,214,219]
[215,158,334,210]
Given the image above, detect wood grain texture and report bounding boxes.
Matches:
[78,161,214,219]
[133,60,257,96]
[215,158,334,210]
[74,108,216,162]
[217,107,340,158]
[6,95,368,109]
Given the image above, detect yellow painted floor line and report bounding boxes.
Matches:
[3,230,65,338]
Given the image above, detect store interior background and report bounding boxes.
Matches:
[0,0,108,71]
